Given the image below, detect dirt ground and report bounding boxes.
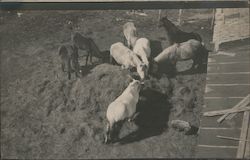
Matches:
[1,9,212,158]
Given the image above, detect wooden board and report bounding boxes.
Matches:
[226,95,250,120]
[236,111,250,158]
[217,94,250,123]
[203,106,250,117]
[244,120,250,158]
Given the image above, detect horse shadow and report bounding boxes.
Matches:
[118,88,172,144]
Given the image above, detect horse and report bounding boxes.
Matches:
[71,32,108,66]
[159,16,202,45]
[58,43,81,80]
[150,39,209,74]
[123,22,138,49]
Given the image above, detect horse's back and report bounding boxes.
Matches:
[123,22,136,30]
[133,38,151,57]
[110,42,134,65]
[178,39,202,59]
[72,32,90,49]
[123,22,137,38]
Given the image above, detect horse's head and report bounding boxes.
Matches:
[136,63,147,81]
[128,78,142,94]
[158,16,170,28]
[159,17,178,33]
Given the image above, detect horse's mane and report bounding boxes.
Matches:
[161,17,182,34]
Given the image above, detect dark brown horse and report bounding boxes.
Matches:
[72,32,108,66]
[58,43,81,80]
[159,17,202,45]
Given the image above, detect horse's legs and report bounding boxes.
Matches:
[104,123,110,144]
[123,36,127,46]
[73,59,80,78]
[67,59,71,80]
[85,53,89,66]
[61,62,65,72]
[74,48,81,78]
[127,41,131,49]
[74,63,79,78]
[90,52,93,65]
[105,122,115,144]
[128,112,139,122]
[109,56,113,64]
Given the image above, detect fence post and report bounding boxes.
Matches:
[178,9,182,26]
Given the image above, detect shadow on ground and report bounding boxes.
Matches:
[119,88,171,144]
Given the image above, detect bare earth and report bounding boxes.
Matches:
[0,9,212,158]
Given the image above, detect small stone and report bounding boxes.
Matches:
[170,120,191,133]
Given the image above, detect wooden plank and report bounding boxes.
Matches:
[208,72,250,75]
[226,95,250,120]
[207,63,250,73]
[198,145,238,149]
[207,74,250,85]
[205,86,250,97]
[204,98,240,110]
[198,129,241,146]
[205,97,245,100]
[216,135,250,142]
[203,106,250,117]
[208,61,249,65]
[217,94,250,123]
[207,84,250,86]
[201,127,241,130]
[195,147,237,158]
[236,111,250,158]
[244,122,250,158]
[200,114,243,128]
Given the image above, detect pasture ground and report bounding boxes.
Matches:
[1,9,212,158]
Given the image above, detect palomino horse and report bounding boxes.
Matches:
[150,39,209,74]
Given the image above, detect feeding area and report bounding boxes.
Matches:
[0,9,213,158]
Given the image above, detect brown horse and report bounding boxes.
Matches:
[159,17,202,45]
[58,43,81,80]
[72,32,107,66]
